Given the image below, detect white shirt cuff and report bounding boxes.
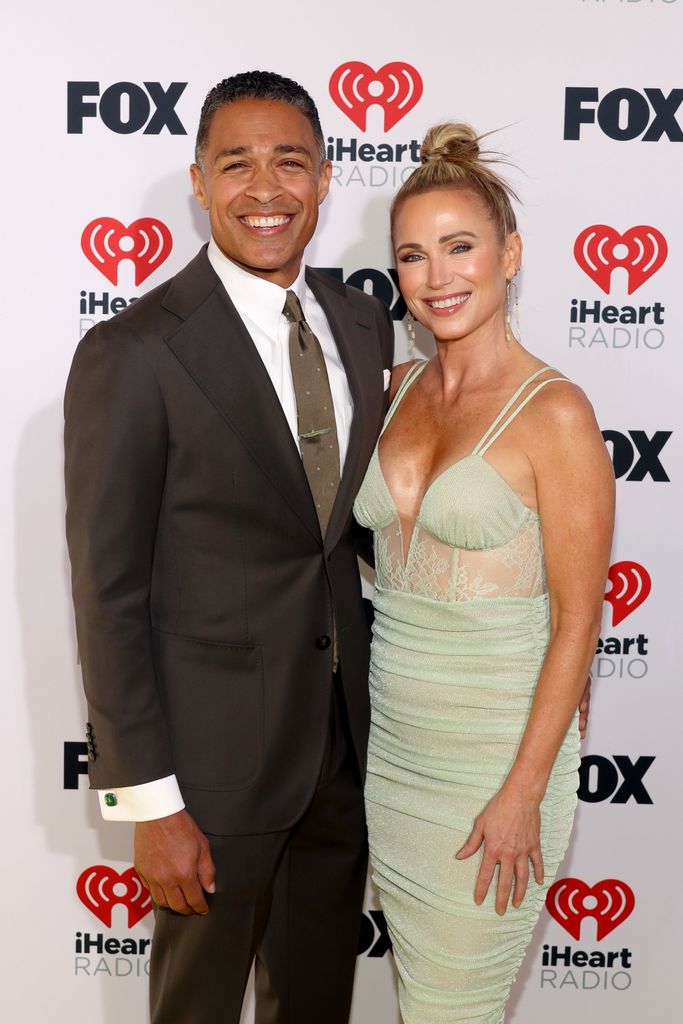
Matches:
[98,775,185,821]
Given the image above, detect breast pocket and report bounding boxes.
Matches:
[153,630,264,791]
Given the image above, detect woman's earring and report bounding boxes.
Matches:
[505,274,520,348]
[406,312,417,359]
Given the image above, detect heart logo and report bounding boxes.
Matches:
[329,62,423,132]
[604,560,651,627]
[546,878,635,941]
[77,865,153,928]
[81,217,173,286]
[574,224,667,295]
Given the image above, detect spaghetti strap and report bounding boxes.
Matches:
[380,360,429,435]
[472,368,553,456]
[476,375,567,456]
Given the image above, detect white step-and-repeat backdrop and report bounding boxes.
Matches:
[3,1,680,1020]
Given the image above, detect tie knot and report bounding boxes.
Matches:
[283,290,305,324]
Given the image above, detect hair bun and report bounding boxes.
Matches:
[420,123,480,167]
[392,121,519,239]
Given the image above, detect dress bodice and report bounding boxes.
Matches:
[353,362,565,604]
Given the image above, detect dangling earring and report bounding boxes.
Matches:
[505,274,520,348]
[406,312,417,360]
[504,283,513,348]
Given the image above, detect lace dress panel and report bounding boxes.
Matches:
[374,510,546,603]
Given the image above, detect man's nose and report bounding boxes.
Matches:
[246,165,283,205]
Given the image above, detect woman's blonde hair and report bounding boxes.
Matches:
[391,123,519,240]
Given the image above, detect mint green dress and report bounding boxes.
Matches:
[353,362,580,1024]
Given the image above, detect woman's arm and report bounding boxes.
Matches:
[457,381,615,914]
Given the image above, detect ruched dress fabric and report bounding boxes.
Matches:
[353,363,580,1024]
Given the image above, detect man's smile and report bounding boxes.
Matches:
[238,214,295,234]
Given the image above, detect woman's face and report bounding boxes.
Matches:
[392,188,520,344]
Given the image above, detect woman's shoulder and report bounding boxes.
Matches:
[520,366,614,499]
[530,370,593,421]
[510,356,588,420]
[388,359,427,401]
[518,365,604,461]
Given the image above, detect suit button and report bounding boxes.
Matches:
[315,635,331,650]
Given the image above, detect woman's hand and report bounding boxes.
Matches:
[456,785,544,915]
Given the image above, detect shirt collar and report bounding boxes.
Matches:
[207,237,307,337]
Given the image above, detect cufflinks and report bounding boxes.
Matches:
[104,793,118,807]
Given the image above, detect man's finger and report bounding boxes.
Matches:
[164,883,195,916]
[198,843,217,896]
[182,876,210,916]
[148,881,168,909]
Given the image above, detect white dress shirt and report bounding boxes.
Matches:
[98,239,354,821]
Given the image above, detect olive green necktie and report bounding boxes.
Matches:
[284,290,340,536]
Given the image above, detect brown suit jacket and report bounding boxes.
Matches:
[64,246,394,835]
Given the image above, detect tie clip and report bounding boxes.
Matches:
[299,428,331,440]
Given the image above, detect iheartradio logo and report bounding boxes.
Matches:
[81,217,173,286]
[574,224,667,295]
[77,865,152,928]
[546,878,635,941]
[604,561,651,627]
[329,62,423,131]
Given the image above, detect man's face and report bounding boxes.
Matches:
[191,99,332,288]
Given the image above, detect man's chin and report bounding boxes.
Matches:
[234,254,302,286]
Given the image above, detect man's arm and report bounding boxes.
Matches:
[65,321,215,915]
[65,321,173,787]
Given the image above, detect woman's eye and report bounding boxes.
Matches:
[451,243,472,254]
[399,252,424,263]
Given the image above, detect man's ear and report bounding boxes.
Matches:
[190,164,209,210]
[318,160,333,205]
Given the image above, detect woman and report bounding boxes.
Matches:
[353,124,615,1023]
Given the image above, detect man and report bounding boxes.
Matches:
[65,71,394,1024]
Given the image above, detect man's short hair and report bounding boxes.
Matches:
[195,70,326,167]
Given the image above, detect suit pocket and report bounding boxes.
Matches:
[152,630,263,791]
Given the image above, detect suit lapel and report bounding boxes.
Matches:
[161,250,385,552]
[307,269,385,553]
[163,252,320,542]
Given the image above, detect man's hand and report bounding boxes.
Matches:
[135,809,216,915]
[578,676,592,740]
